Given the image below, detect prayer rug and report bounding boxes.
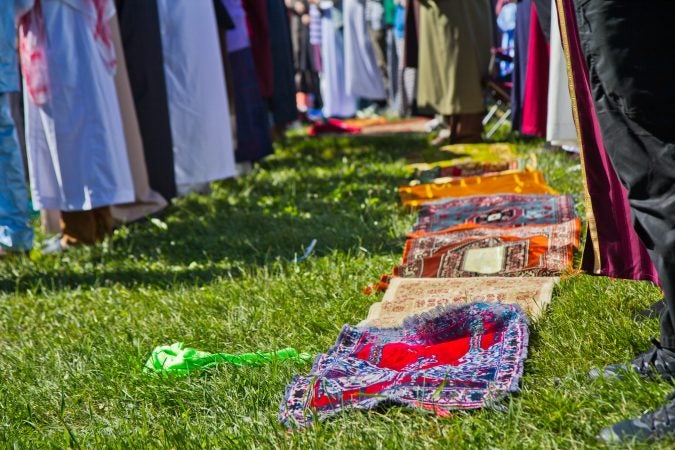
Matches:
[399,171,558,207]
[385,220,580,282]
[359,277,558,328]
[358,117,429,135]
[342,117,388,128]
[411,161,521,184]
[414,194,576,233]
[440,143,517,160]
[280,303,529,428]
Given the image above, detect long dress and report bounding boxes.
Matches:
[115,0,177,201]
[343,0,386,100]
[221,0,274,163]
[417,0,492,116]
[109,16,167,223]
[25,0,134,212]
[156,0,236,193]
[545,0,575,147]
[520,2,549,137]
[266,0,298,126]
[320,3,357,118]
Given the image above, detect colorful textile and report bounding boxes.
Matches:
[145,342,313,376]
[358,117,430,135]
[360,277,558,327]
[280,303,529,428]
[399,171,557,207]
[391,219,580,280]
[414,194,576,233]
[308,118,361,136]
[556,0,658,285]
[411,161,520,185]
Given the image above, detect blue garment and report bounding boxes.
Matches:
[0,93,33,251]
[0,1,34,251]
[0,0,33,92]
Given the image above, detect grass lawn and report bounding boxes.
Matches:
[0,133,672,449]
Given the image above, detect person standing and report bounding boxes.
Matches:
[417,0,493,144]
[21,0,134,253]
[0,0,34,256]
[557,0,675,443]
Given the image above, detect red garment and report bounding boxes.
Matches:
[307,119,361,136]
[243,0,274,99]
[520,3,549,137]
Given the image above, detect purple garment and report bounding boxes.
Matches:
[557,0,658,285]
[221,0,251,52]
[510,0,531,132]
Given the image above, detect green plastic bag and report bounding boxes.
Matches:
[144,342,313,376]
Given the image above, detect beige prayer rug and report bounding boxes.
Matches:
[359,277,559,328]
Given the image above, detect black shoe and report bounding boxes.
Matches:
[599,392,675,444]
[589,339,675,382]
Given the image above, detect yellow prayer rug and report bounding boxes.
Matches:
[399,170,558,207]
[359,277,559,328]
[441,143,517,160]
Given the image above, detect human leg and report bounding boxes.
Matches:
[0,93,33,253]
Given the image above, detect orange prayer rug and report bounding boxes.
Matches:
[399,170,558,207]
[359,277,559,327]
[375,220,579,286]
[358,117,430,135]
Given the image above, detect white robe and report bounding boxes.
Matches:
[25,0,134,211]
[320,3,357,118]
[546,0,577,148]
[156,0,236,191]
[343,0,386,100]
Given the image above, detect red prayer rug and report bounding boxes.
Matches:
[280,303,529,428]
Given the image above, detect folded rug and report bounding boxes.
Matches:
[399,171,558,207]
[414,194,576,233]
[360,277,558,328]
[280,303,529,428]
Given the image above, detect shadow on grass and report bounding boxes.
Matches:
[0,135,428,293]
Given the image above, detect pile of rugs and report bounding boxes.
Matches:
[280,143,580,429]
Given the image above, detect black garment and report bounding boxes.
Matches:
[213,0,235,30]
[115,0,177,201]
[532,0,550,43]
[574,0,675,346]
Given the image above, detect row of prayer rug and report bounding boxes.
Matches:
[281,143,570,429]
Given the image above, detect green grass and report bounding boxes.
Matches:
[0,133,672,449]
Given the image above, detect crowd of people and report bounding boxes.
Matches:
[2,0,542,256]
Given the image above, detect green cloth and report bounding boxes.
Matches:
[144,343,313,376]
[384,0,396,26]
[417,0,493,115]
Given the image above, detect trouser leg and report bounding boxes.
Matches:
[0,93,33,251]
[368,27,389,92]
[574,0,675,346]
